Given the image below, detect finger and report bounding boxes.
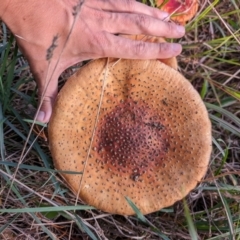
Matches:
[35,72,59,123]
[82,8,185,38]
[85,0,169,20]
[36,95,56,123]
[96,33,182,59]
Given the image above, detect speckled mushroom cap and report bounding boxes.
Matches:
[156,0,199,25]
[48,58,212,215]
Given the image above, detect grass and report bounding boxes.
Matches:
[1,0,240,239]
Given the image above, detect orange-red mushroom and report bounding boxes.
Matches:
[48,58,212,215]
[156,0,199,25]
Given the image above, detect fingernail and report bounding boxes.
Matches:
[172,43,182,53]
[36,111,45,122]
[162,12,169,20]
[177,25,185,35]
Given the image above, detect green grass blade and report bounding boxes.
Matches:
[216,192,234,240]
[125,197,170,240]
[0,161,82,174]
[1,171,55,238]
[206,102,240,127]
[209,114,240,137]
[201,80,209,99]
[0,205,94,213]
[75,214,99,240]
[183,199,198,240]
[207,228,240,240]
[0,103,6,161]
[125,197,147,223]
[0,214,20,232]
[212,137,225,157]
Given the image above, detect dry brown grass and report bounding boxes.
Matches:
[1,0,240,239]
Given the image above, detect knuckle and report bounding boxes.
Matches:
[108,11,117,23]
[92,8,108,20]
[133,41,147,57]
[135,14,150,29]
[158,43,169,54]
[165,22,175,35]
[38,91,54,102]
[90,33,110,56]
[122,0,135,11]
[42,96,54,103]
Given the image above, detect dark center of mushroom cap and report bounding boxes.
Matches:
[93,99,170,181]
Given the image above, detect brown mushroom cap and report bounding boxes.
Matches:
[156,0,199,25]
[48,58,212,215]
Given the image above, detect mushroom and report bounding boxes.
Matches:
[155,0,199,25]
[48,58,212,215]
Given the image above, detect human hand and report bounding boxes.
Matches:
[1,0,185,123]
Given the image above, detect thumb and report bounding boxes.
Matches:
[36,94,57,123]
[16,39,63,123]
[35,71,59,123]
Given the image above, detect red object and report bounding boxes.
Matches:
[156,0,199,25]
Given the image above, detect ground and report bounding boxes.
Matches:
[0,0,240,239]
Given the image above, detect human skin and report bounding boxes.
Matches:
[1,0,185,123]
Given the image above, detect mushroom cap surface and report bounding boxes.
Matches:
[156,0,199,25]
[48,58,212,215]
